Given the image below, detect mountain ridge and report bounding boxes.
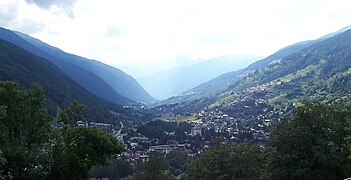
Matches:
[0,27,134,105]
[138,55,260,99]
[159,25,351,114]
[0,38,143,123]
[0,27,155,104]
[209,28,351,116]
[163,25,351,106]
[13,30,155,103]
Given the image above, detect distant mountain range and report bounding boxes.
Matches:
[3,24,351,119]
[0,27,155,104]
[0,38,144,123]
[160,25,351,113]
[138,55,260,99]
[161,40,315,105]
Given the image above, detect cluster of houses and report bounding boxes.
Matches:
[81,80,286,168]
[76,121,113,131]
[243,80,283,94]
[188,105,282,143]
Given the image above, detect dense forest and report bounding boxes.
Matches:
[0,81,124,179]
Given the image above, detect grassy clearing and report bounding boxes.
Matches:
[176,116,201,123]
[279,59,326,82]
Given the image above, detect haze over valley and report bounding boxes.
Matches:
[2,0,351,179]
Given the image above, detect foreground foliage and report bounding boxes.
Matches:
[134,152,174,180]
[187,103,351,180]
[0,81,124,179]
[187,142,263,180]
[268,103,351,179]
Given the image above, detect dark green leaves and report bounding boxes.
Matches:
[0,81,125,179]
[58,101,86,126]
[268,103,351,180]
[0,81,51,179]
[187,143,264,180]
[53,126,124,179]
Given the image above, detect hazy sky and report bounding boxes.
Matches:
[1,0,351,76]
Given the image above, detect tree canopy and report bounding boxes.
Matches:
[187,142,264,180]
[268,103,351,179]
[0,81,124,179]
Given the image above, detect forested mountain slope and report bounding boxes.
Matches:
[0,38,145,123]
[15,31,155,103]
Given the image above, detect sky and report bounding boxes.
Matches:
[1,0,351,77]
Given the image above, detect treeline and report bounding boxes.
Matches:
[91,151,190,180]
[187,103,351,180]
[137,120,220,151]
[0,81,124,179]
[137,120,192,143]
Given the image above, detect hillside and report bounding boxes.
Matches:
[161,40,315,106]
[0,27,155,104]
[0,38,145,123]
[162,25,351,107]
[138,55,259,99]
[15,31,155,103]
[160,28,351,115]
[208,29,351,116]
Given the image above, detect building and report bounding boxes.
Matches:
[191,126,202,136]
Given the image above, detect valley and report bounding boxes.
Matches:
[2,24,351,179]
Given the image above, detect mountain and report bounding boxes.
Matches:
[161,25,351,114]
[0,38,145,123]
[0,27,155,104]
[317,24,351,41]
[0,27,131,105]
[138,55,260,99]
[120,56,196,78]
[208,28,351,116]
[163,25,351,106]
[14,31,155,103]
[161,40,315,105]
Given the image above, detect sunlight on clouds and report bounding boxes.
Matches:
[1,0,351,76]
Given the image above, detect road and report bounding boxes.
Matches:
[113,121,124,140]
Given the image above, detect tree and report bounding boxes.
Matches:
[134,152,173,180]
[90,158,133,179]
[268,103,351,180]
[53,126,124,180]
[48,102,125,180]
[0,81,125,179]
[165,151,189,176]
[58,100,85,126]
[0,82,51,179]
[187,143,263,180]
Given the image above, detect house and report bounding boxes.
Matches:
[191,126,202,136]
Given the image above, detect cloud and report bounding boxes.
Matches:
[2,0,351,77]
[26,0,75,9]
[0,0,20,25]
[0,0,77,34]
[105,25,123,37]
[26,0,76,18]
[16,19,45,34]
